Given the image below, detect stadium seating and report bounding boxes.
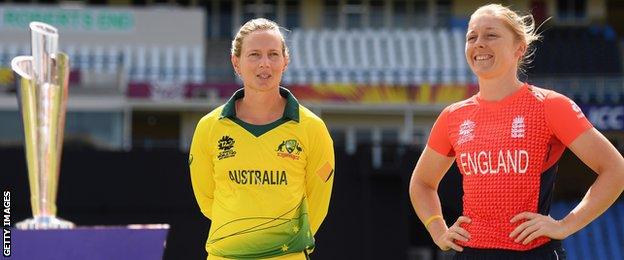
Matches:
[284,28,474,86]
[551,201,624,260]
[530,26,622,76]
[530,77,624,104]
[0,42,205,95]
[285,27,623,86]
[2,27,621,102]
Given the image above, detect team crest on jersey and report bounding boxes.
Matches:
[217,135,236,160]
[276,139,302,160]
[457,120,475,145]
[511,116,525,138]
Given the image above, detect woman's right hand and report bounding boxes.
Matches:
[434,216,472,252]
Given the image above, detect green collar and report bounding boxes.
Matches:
[220,87,300,121]
[219,87,300,137]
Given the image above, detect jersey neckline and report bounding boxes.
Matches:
[220,87,300,137]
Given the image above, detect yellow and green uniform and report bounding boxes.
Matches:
[190,87,335,259]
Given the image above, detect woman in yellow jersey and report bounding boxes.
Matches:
[409,4,624,260]
[189,18,335,260]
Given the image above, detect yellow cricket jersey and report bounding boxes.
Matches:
[189,87,335,259]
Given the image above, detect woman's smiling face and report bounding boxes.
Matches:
[465,13,526,80]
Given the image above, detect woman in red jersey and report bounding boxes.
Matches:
[409,4,624,260]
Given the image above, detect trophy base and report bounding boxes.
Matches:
[16,216,75,230]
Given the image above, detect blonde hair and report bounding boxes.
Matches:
[471,4,545,71]
[231,18,289,59]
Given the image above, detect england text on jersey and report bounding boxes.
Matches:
[459,149,529,175]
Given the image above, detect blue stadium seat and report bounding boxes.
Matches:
[529,27,622,76]
[551,201,624,259]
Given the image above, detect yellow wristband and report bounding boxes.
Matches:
[424,215,443,228]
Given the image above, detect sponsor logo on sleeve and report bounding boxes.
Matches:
[570,100,585,119]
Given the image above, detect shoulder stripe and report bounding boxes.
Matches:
[448,96,478,113]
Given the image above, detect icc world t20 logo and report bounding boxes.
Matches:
[277,139,302,160]
[217,135,236,160]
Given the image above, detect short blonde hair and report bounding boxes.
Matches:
[471,4,544,70]
[231,18,289,59]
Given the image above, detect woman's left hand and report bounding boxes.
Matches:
[509,212,569,244]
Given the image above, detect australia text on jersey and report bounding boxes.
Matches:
[459,149,529,175]
[229,170,288,185]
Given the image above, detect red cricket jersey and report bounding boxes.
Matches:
[427,83,592,250]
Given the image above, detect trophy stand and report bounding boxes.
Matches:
[11,22,74,229]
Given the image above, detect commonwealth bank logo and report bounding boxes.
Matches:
[217,135,236,160]
[276,139,302,160]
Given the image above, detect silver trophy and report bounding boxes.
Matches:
[11,22,74,229]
